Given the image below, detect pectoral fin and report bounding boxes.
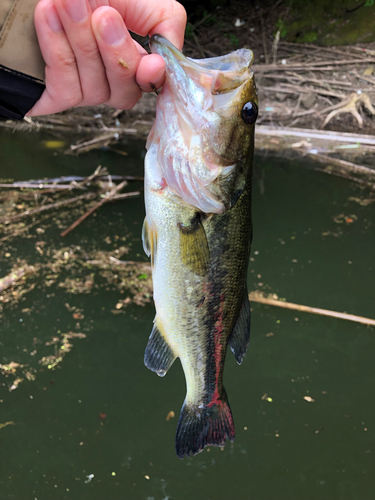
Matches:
[144,321,176,377]
[178,213,209,276]
[229,290,251,364]
[142,217,157,263]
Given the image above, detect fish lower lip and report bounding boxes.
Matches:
[149,34,201,72]
[150,34,184,61]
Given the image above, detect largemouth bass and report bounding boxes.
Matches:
[142,35,258,458]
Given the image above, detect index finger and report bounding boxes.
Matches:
[107,0,187,49]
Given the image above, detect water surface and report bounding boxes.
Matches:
[0,129,374,500]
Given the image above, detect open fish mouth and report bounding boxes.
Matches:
[150,34,254,96]
[147,35,257,214]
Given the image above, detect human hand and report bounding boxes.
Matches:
[28,0,186,116]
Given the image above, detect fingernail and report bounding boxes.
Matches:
[64,0,88,23]
[98,13,125,46]
[45,4,63,33]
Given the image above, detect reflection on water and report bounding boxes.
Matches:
[0,129,374,500]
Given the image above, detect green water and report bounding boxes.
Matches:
[0,129,374,500]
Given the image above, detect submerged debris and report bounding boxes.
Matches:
[0,170,152,391]
[303,396,315,403]
[0,264,37,293]
[0,362,37,391]
[0,421,15,430]
[39,332,87,370]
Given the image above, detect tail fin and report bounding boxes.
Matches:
[175,396,235,459]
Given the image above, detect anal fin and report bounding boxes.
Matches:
[144,321,176,377]
[229,290,251,365]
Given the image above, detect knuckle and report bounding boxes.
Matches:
[63,88,83,108]
[76,40,101,63]
[88,87,110,106]
[44,67,83,108]
[57,83,83,108]
[111,93,141,111]
[54,49,77,70]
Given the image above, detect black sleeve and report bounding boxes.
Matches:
[0,65,45,120]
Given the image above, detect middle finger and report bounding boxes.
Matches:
[53,0,110,105]
[92,7,143,109]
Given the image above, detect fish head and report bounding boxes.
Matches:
[148,35,257,214]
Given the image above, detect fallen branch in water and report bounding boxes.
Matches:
[0,173,143,187]
[63,165,105,191]
[0,117,138,135]
[308,153,375,178]
[69,133,119,154]
[110,191,141,201]
[0,192,96,224]
[253,57,375,72]
[0,421,15,430]
[0,266,37,293]
[0,213,55,242]
[60,180,128,237]
[248,292,375,327]
[256,126,375,146]
[313,166,375,190]
[0,183,82,190]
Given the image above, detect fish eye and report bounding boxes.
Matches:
[241,102,258,124]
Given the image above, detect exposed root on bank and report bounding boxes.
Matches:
[322,92,375,128]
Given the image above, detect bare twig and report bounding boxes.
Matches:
[0,192,96,224]
[67,165,105,191]
[255,125,375,146]
[2,173,143,185]
[0,119,137,135]
[271,29,281,65]
[184,38,217,57]
[192,31,205,59]
[0,183,83,190]
[69,133,118,154]
[265,73,352,87]
[60,181,127,237]
[107,147,128,156]
[308,153,375,178]
[249,292,375,327]
[111,191,141,201]
[260,9,269,64]
[254,58,375,73]
[192,12,213,31]
[264,83,345,99]
[312,166,375,189]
